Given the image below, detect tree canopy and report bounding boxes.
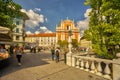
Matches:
[84,0,120,59]
[0,0,27,30]
[58,39,79,49]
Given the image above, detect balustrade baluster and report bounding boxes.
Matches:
[70,55,113,80]
[96,61,103,76]
[85,59,89,71]
[80,59,84,70]
[76,58,80,68]
[90,60,95,73]
[74,57,77,67]
[103,63,111,79]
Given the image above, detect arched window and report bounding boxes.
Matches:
[67,25,70,30]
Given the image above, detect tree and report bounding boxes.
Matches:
[0,0,23,30]
[84,0,120,59]
[58,40,68,48]
[72,39,79,48]
[58,39,79,51]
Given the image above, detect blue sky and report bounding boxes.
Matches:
[14,0,90,34]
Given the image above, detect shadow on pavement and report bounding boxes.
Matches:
[0,52,50,77]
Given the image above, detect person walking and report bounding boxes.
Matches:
[51,47,55,61]
[9,45,14,55]
[55,47,60,63]
[14,46,22,66]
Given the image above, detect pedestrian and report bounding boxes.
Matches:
[51,47,55,61]
[20,46,24,54]
[0,45,6,53]
[9,45,14,55]
[38,46,41,53]
[55,47,60,63]
[30,46,33,53]
[34,46,36,53]
[14,46,22,66]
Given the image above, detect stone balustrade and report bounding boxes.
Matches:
[66,54,120,80]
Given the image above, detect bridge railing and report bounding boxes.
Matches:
[67,53,120,80]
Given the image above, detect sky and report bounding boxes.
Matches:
[14,0,91,35]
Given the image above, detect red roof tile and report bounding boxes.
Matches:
[27,33,56,37]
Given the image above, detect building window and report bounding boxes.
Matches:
[16,21,20,25]
[16,28,19,33]
[67,25,70,30]
[16,36,19,40]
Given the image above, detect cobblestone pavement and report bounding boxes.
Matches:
[0,50,108,80]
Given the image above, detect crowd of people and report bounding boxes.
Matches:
[0,44,24,66]
[0,43,69,67]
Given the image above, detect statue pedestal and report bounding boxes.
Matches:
[113,53,120,80]
[66,53,72,66]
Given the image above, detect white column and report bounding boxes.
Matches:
[75,58,80,68]
[103,63,111,79]
[66,30,73,66]
[68,35,72,54]
[113,53,120,80]
[66,53,72,66]
[96,61,102,76]
[72,55,76,67]
[85,59,89,71]
[90,60,95,73]
[80,59,84,70]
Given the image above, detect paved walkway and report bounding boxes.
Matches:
[0,50,108,80]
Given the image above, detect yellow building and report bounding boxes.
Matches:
[25,18,80,47]
[56,18,80,43]
[25,33,56,47]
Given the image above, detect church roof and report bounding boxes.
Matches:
[57,18,74,27]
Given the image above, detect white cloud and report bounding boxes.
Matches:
[77,8,91,36]
[34,8,41,11]
[26,31,33,34]
[84,9,91,18]
[35,31,40,34]
[40,26,47,30]
[77,18,89,30]
[45,30,52,33]
[38,26,53,33]
[21,9,44,28]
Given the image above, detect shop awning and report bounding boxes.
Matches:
[0,33,12,42]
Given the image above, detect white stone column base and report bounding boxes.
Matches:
[66,53,72,66]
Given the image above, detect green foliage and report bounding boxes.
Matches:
[58,40,68,48]
[72,39,79,48]
[84,0,120,59]
[84,30,92,41]
[58,39,79,49]
[0,0,23,30]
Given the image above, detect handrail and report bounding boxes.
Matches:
[74,55,120,65]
